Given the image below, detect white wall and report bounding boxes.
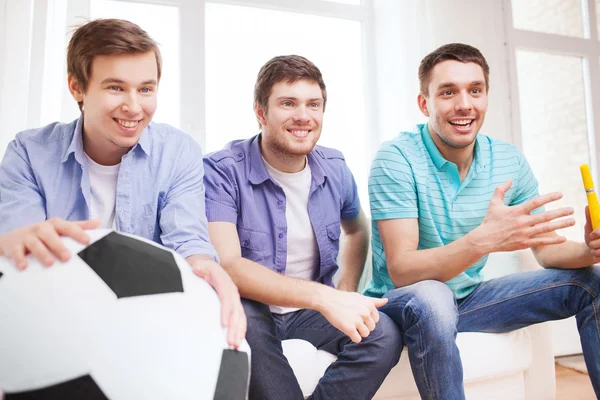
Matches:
[0,0,34,160]
[372,0,513,145]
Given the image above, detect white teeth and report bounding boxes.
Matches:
[450,120,472,126]
[117,119,138,128]
[290,130,309,137]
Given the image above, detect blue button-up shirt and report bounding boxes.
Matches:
[0,117,218,261]
[203,135,360,287]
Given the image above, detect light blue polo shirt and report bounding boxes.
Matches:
[363,124,541,299]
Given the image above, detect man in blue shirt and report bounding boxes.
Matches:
[0,19,245,348]
[203,55,401,399]
[366,43,600,399]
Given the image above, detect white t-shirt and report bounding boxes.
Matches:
[263,158,318,314]
[85,154,120,229]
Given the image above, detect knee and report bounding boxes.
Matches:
[388,280,458,332]
[364,313,403,365]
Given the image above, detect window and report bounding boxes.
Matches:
[507,0,600,242]
[205,1,370,206]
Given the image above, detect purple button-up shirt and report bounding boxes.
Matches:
[203,135,360,287]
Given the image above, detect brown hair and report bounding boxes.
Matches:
[419,43,489,96]
[254,55,327,118]
[67,19,162,111]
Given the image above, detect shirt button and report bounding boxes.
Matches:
[278,233,284,239]
[277,200,283,206]
[237,152,243,157]
[243,240,249,246]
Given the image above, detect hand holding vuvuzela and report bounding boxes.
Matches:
[580,164,600,231]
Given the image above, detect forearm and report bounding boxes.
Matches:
[533,241,595,269]
[389,231,487,287]
[337,229,369,291]
[220,255,332,310]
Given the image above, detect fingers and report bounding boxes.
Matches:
[36,223,72,263]
[524,235,567,247]
[23,235,55,266]
[372,297,388,308]
[519,192,563,214]
[525,217,576,237]
[50,218,93,245]
[527,207,574,226]
[7,244,27,270]
[75,219,101,230]
[491,179,512,202]
[357,321,370,338]
[346,327,362,344]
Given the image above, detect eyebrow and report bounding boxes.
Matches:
[100,78,157,86]
[276,96,324,102]
[436,80,485,90]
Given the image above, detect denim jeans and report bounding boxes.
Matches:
[241,298,402,400]
[380,266,600,400]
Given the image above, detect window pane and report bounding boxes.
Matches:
[516,51,589,241]
[205,3,368,207]
[90,0,180,128]
[512,0,584,38]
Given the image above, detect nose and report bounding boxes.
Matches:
[121,91,142,115]
[292,106,310,124]
[455,91,473,112]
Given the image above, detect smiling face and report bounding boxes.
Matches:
[255,78,324,172]
[418,60,488,152]
[68,51,158,165]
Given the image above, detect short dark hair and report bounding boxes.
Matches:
[254,55,327,117]
[419,43,489,96]
[67,19,162,111]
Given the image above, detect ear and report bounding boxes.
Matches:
[254,102,267,127]
[417,93,430,117]
[67,75,84,103]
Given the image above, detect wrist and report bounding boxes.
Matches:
[464,227,493,258]
[311,284,333,312]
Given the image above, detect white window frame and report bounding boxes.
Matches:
[38,0,377,155]
[503,0,600,179]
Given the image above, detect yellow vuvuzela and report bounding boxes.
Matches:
[580,164,600,230]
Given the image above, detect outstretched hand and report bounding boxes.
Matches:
[471,179,575,253]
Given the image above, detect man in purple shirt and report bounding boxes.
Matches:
[203,55,401,399]
[0,19,245,348]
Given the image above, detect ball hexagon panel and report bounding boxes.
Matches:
[5,375,108,399]
[77,232,183,298]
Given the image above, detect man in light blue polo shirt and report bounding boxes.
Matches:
[364,43,600,399]
[0,19,245,348]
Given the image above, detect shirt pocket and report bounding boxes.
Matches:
[326,222,341,263]
[238,227,269,263]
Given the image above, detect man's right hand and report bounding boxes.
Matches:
[469,179,575,253]
[0,218,100,269]
[316,287,388,343]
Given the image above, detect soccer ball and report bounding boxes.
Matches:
[0,229,249,399]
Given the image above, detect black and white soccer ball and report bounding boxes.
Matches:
[0,229,249,399]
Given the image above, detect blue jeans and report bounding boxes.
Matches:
[380,266,600,400]
[242,298,402,400]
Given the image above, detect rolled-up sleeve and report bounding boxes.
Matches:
[158,137,219,262]
[203,155,239,224]
[0,139,47,234]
